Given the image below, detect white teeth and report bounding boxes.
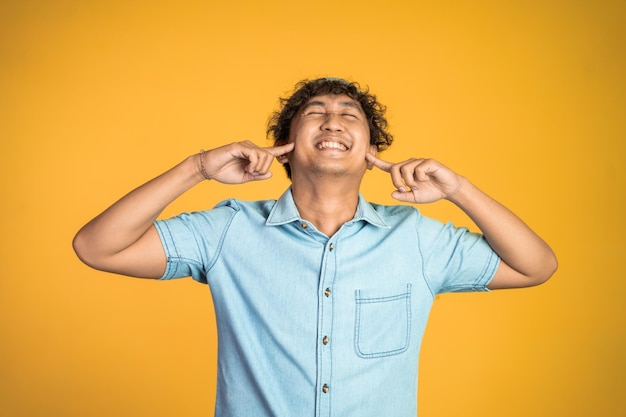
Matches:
[317,141,348,150]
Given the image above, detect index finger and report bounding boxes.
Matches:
[266,142,295,157]
[366,153,394,173]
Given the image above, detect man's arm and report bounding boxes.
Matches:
[365,154,558,289]
[73,141,294,278]
[445,178,557,289]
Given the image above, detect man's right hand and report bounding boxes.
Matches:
[73,141,295,278]
[199,141,294,184]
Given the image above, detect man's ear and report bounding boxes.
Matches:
[366,145,377,170]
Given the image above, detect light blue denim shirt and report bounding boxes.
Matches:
[154,188,499,417]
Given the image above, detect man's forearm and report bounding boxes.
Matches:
[73,154,204,275]
[448,178,558,285]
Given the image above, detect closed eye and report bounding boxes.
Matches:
[303,111,360,120]
[303,111,325,118]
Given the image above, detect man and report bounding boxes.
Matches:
[73,78,557,416]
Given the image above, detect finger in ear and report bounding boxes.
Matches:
[366,145,378,170]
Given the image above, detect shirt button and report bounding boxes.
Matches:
[329,243,334,251]
[301,223,308,229]
[324,288,331,297]
[322,336,329,345]
[322,384,329,393]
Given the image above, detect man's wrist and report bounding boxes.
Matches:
[446,176,475,207]
[198,149,211,181]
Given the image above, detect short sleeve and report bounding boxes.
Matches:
[154,202,239,283]
[417,215,500,294]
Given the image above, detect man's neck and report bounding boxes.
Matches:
[291,177,361,237]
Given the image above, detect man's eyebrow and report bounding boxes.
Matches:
[301,100,326,111]
[338,101,362,110]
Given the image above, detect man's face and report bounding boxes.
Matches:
[285,94,376,180]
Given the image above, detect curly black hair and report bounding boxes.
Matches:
[267,77,393,178]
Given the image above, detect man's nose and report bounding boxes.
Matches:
[320,112,343,131]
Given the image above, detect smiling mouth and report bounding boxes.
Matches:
[316,140,350,151]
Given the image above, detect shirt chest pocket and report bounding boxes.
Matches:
[354,284,412,358]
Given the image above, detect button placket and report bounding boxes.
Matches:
[316,239,337,416]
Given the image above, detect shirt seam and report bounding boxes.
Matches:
[154,221,181,280]
[415,215,436,299]
[204,201,241,275]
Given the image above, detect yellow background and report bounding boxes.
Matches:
[1,1,624,416]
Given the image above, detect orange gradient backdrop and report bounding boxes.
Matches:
[1,1,624,416]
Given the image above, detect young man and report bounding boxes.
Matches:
[73,78,557,416]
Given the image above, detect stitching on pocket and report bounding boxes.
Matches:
[354,284,412,358]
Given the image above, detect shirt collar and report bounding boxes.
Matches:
[266,187,390,229]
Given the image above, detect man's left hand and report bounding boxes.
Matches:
[366,154,466,204]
